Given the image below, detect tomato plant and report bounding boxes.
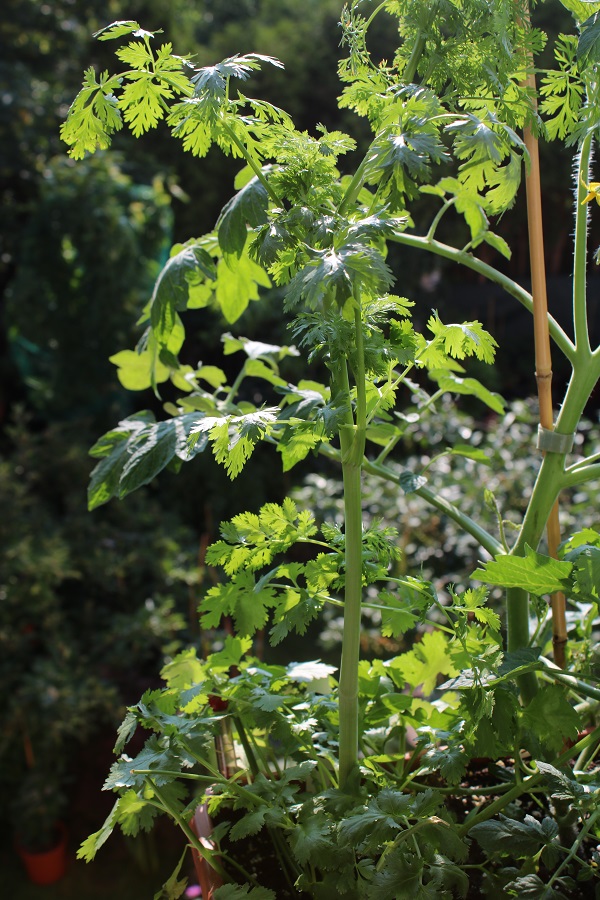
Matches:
[63,2,600,896]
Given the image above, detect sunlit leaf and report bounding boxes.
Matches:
[473,546,572,595]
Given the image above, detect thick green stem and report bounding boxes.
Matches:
[573,134,593,355]
[513,452,566,555]
[504,357,599,698]
[336,307,367,789]
[515,361,599,558]
[504,448,564,701]
[563,461,600,489]
[403,31,427,84]
[338,438,363,788]
[506,587,538,702]
[364,1,390,29]
[555,358,600,438]
[338,154,372,216]
[504,374,597,696]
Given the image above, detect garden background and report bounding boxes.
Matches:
[1,0,598,895]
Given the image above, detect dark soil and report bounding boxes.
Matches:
[211,811,311,898]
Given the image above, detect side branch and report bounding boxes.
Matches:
[388,232,575,364]
[362,455,503,558]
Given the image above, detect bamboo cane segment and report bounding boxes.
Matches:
[520,23,567,667]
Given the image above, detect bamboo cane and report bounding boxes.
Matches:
[520,4,567,667]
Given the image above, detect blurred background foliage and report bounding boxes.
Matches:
[1,0,599,888]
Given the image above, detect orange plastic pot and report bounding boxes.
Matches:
[16,822,68,885]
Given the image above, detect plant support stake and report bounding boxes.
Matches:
[520,1,567,667]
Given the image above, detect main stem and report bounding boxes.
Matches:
[336,306,367,789]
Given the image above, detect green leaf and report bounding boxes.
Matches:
[378,589,420,637]
[77,801,119,861]
[482,230,512,260]
[418,819,469,863]
[89,412,207,506]
[190,409,278,478]
[87,414,153,510]
[191,54,283,99]
[497,647,541,677]
[448,115,506,165]
[337,801,402,849]
[473,546,572,595]
[215,252,271,324]
[201,572,277,635]
[150,244,216,345]
[521,685,580,752]
[250,686,285,711]
[429,371,505,414]
[579,12,600,65]
[424,744,468,784]
[218,176,270,258]
[229,807,268,841]
[278,422,325,471]
[109,348,170,391]
[534,761,588,801]
[504,874,570,900]
[285,243,393,311]
[540,36,584,141]
[206,500,317,573]
[245,359,287,387]
[459,586,501,630]
[87,436,131,510]
[287,814,332,866]
[93,21,143,41]
[369,852,426,900]
[559,0,600,23]
[485,152,523,216]
[116,41,154,70]
[562,527,600,551]
[269,587,324,644]
[365,109,449,202]
[565,545,600,602]
[114,711,138,754]
[470,813,555,858]
[426,314,498,364]
[114,789,158,837]
[119,69,174,138]
[154,848,189,899]
[449,444,492,465]
[387,630,456,695]
[161,647,205,690]
[104,744,171,791]
[61,68,124,159]
[118,420,179,496]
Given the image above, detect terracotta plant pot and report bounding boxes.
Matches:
[16,821,69,885]
[189,802,223,899]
